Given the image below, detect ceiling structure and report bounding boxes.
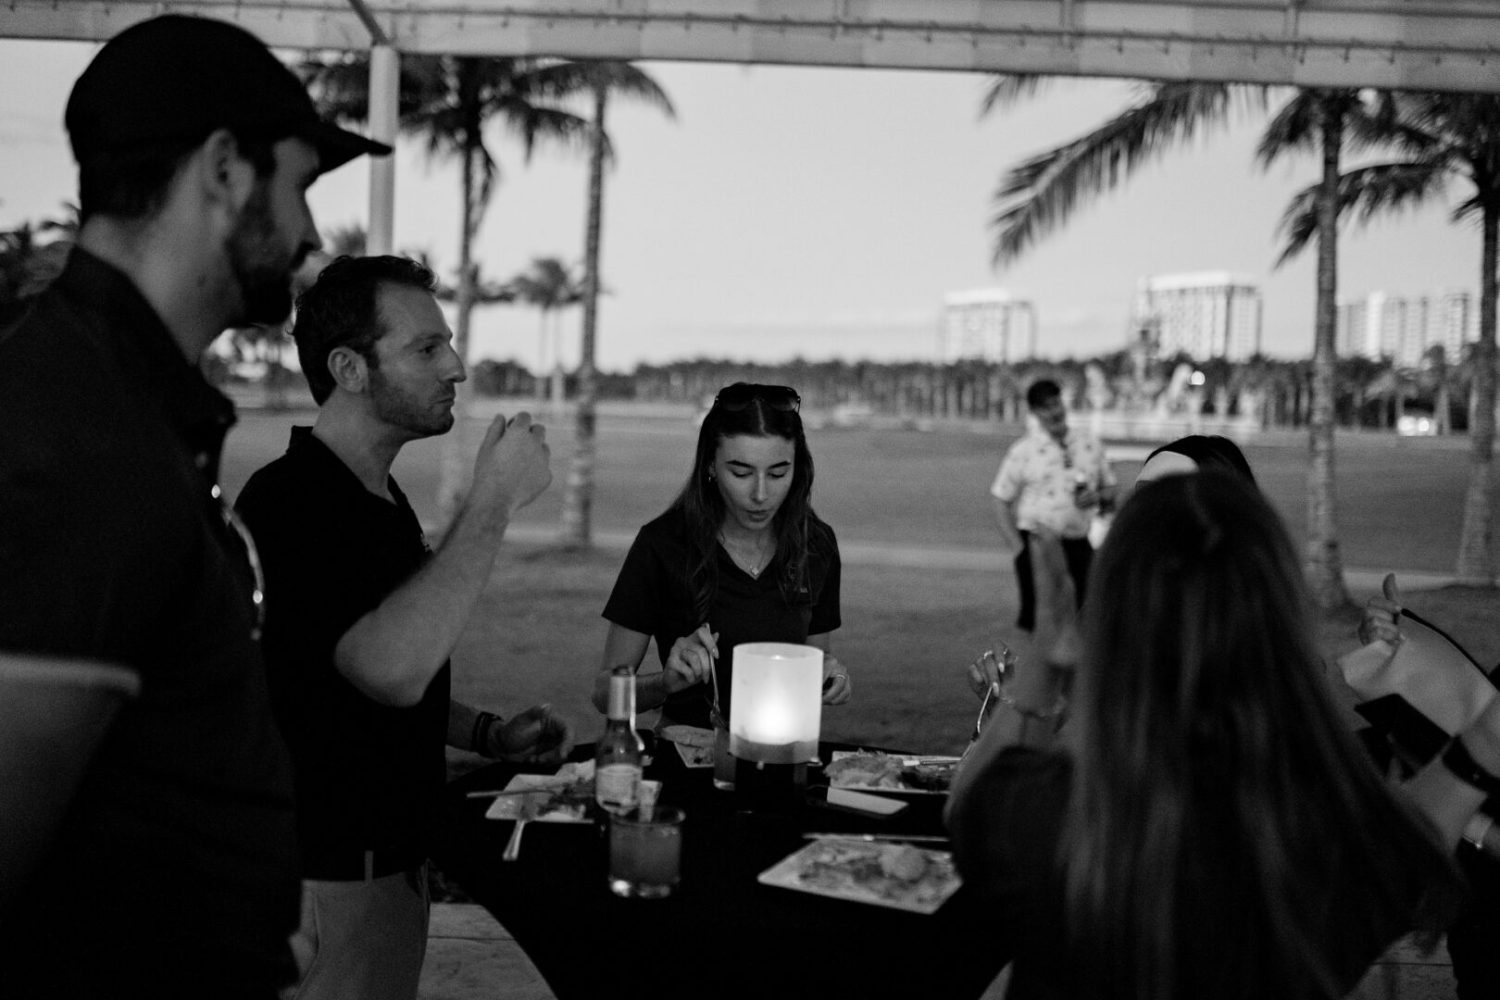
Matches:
[4,1,1500,94]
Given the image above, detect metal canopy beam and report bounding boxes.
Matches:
[3,1,1500,93]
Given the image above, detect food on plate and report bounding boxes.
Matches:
[825,752,956,792]
[824,752,905,789]
[899,761,957,792]
[878,845,930,881]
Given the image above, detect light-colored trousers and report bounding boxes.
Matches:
[280,865,430,1000]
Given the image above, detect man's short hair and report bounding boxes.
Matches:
[293,256,438,404]
[76,133,277,223]
[66,15,389,222]
[1026,379,1062,411]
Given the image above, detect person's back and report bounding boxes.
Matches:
[949,471,1458,1000]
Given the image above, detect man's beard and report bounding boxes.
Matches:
[226,183,301,327]
[369,365,455,439]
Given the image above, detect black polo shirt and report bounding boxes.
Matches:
[602,507,841,728]
[0,249,299,997]
[236,427,450,878]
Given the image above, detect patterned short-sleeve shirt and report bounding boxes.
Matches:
[990,419,1115,538]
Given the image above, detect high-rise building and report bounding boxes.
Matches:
[1336,289,1475,365]
[940,289,1037,362]
[1132,272,1262,360]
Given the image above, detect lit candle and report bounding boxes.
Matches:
[729,643,823,763]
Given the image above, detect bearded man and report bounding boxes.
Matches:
[234,255,570,999]
[0,15,388,998]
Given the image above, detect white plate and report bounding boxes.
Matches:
[483,763,594,823]
[660,724,715,748]
[757,839,961,914]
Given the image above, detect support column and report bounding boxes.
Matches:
[367,44,399,255]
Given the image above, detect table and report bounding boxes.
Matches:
[435,737,1011,999]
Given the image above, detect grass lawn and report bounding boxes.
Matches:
[220,401,1500,756]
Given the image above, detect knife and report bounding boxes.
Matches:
[803,832,950,844]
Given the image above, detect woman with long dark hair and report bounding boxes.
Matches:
[947,471,1457,1000]
[592,383,851,728]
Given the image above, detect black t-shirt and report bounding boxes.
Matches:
[0,250,299,996]
[602,508,841,728]
[236,427,450,876]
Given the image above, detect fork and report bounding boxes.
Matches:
[961,681,997,760]
[502,795,541,862]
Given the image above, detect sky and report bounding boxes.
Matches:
[0,38,1483,373]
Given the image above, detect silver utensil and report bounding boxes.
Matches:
[803,832,950,845]
[468,787,550,799]
[502,795,541,862]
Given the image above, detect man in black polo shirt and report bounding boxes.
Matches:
[0,16,389,1000]
[235,255,570,999]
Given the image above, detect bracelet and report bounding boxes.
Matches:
[996,685,1068,721]
[1441,737,1500,799]
[471,711,502,756]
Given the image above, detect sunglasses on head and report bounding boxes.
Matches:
[713,384,801,413]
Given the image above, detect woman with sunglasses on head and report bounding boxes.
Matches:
[947,471,1459,1000]
[593,383,852,729]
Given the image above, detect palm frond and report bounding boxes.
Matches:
[990,81,1242,265]
[979,74,1050,118]
[1272,162,1448,267]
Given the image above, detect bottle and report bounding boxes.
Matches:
[595,666,644,816]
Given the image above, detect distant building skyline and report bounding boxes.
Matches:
[1337,289,1476,367]
[1132,271,1263,361]
[940,288,1037,363]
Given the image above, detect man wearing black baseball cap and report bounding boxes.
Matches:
[0,14,388,999]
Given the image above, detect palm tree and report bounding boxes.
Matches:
[304,54,595,528]
[507,256,584,409]
[1274,92,1500,583]
[558,63,675,549]
[985,79,1389,608]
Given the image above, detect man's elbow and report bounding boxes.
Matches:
[332,643,426,708]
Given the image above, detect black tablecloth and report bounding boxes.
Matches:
[435,738,1011,999]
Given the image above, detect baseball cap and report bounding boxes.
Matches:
[66,14,391,175]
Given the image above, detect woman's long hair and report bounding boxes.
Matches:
[1062,471,1456,999]
[667,386,826,620]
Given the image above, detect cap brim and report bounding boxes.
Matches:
[302,121,392,175]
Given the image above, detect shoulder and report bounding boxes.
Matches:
[807,517,840,560]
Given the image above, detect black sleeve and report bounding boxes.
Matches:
[807,524,842,635]
[601,527,667,638]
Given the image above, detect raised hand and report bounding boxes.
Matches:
[469,411,552,519]
[492,704,573,763]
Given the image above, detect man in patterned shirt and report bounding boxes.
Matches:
[990,379,1117,632]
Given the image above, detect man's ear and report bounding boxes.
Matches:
[197,128,259,218]
[326,346,369,394]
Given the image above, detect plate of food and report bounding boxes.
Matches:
[757,839,962,914]
[660,725,716,769]
[483,761,596,823]
[824,751,958,795]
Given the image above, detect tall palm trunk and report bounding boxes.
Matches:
[1306,105,1350,610]
[1455,205,1498,581]
[559,83,607,547]
[436,105,482,531]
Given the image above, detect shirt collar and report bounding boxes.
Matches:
[53,248,237,479]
